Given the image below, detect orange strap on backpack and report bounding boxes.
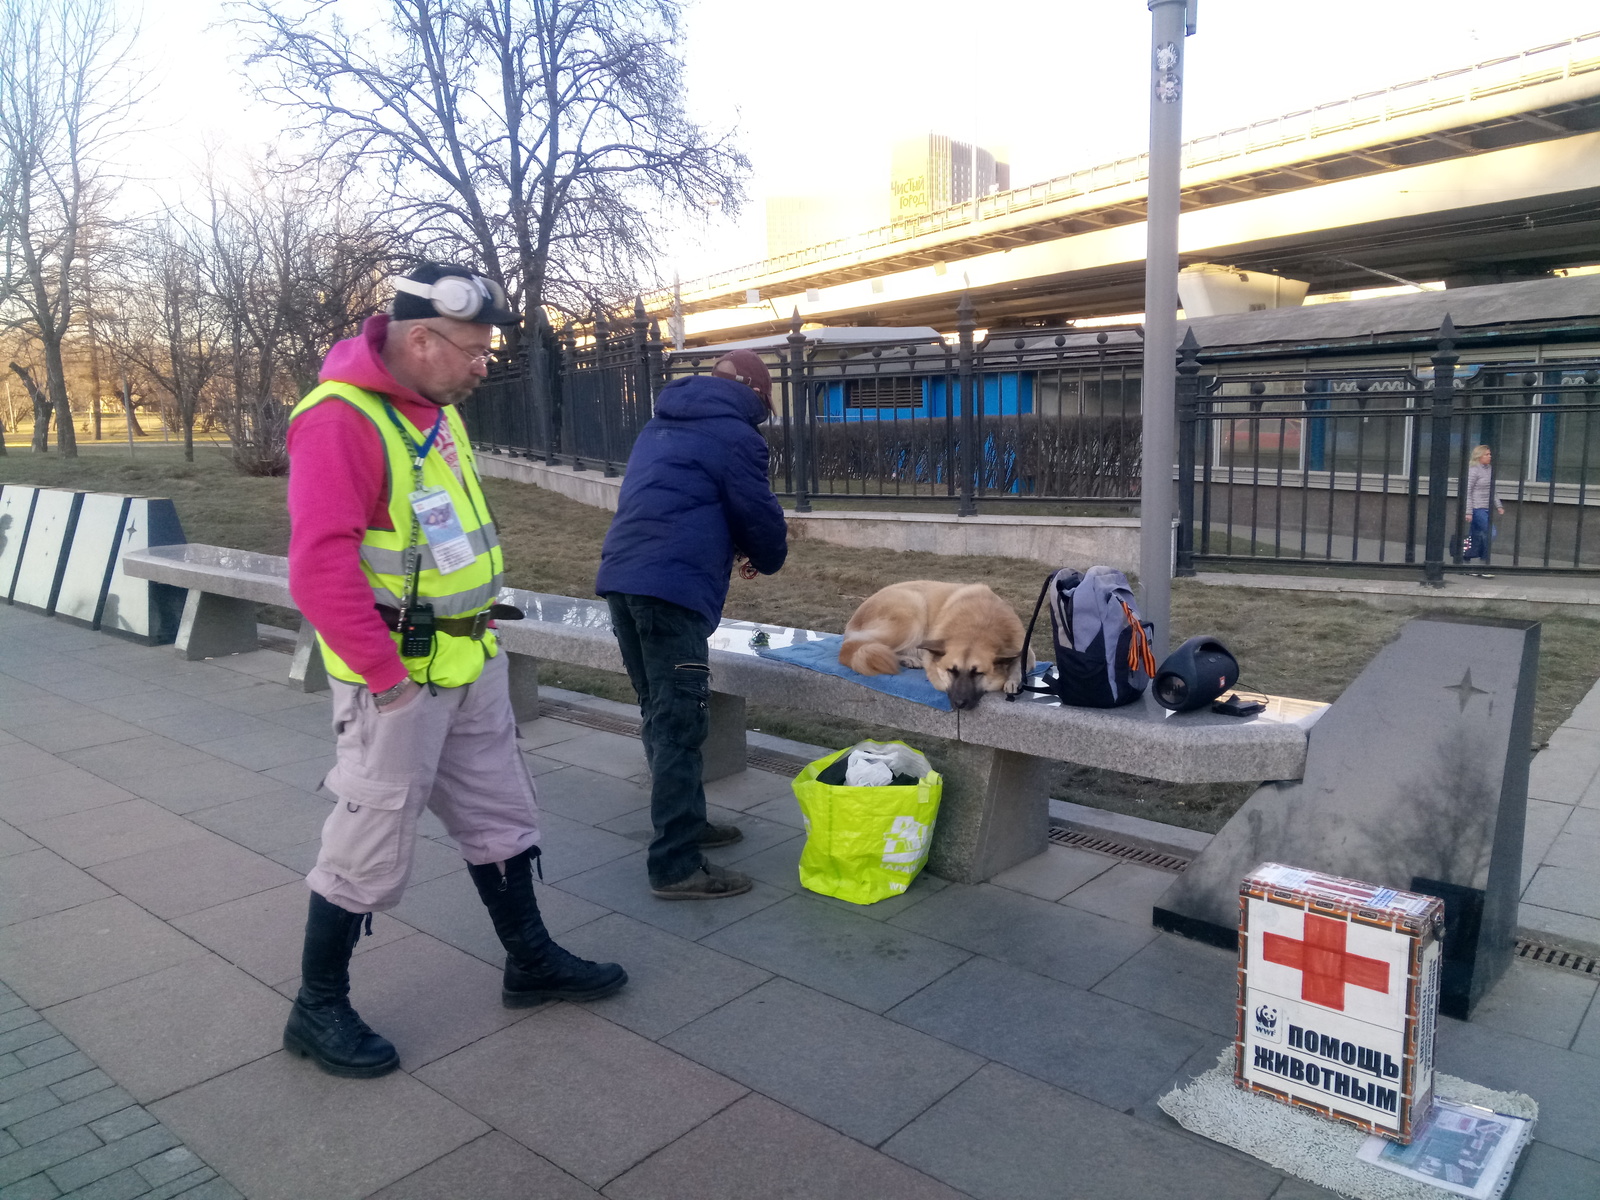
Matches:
[1119,599,1157,677]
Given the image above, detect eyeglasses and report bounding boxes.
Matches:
[424,326,491,369]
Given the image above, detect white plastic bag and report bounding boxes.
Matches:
[843,740,931,786]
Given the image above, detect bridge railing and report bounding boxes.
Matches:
[648,31,1600,310]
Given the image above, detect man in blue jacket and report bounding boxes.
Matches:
[597,350,789,899]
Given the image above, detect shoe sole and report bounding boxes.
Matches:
[650,881,755,900]
[282,1030,400,1079]
[502,969,630,1008]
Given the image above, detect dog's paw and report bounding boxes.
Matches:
[898,655,923,670]
[1003,677,1022,695]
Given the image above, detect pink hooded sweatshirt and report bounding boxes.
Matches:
[287,314,469,693]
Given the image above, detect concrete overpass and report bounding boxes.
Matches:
[651,32,1600,345]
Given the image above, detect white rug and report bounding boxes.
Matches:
[1158,1049,1538,1200]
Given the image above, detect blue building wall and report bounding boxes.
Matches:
[816,371,1034,421]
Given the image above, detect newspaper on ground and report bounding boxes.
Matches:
[1355,1099,1533,1199]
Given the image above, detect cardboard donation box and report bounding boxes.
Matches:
[1235,862,1445,1143]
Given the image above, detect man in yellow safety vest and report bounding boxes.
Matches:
[281,264,626,1079]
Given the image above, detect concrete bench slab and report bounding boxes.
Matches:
[121,543,1327,885]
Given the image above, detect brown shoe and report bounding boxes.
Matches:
[651,862,754,900]
[697,823,743,849]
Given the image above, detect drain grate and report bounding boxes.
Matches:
[747,749,809,777]
[1514,939,1598,976]
[1048,827,1192,873]
[537,699,810,776]
[537,697,640,738]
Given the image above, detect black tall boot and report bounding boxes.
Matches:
[468,848,628,1007]
[282,892,399,1079]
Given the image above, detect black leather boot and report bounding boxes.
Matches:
[282,892,399,1078]
[468,848,628,1007]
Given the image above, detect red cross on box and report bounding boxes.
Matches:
[1262,912,1390,1011]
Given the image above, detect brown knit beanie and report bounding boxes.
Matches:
[712,350,772,403]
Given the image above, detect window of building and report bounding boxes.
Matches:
[845,377,919,408]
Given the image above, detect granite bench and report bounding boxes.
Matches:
[120,543,1327,883]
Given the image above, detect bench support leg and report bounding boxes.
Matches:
[703,691,746,783]
[289,621,329,693]
[927,745,1051,885]
[507,653,541,724]
[174,591,258,661]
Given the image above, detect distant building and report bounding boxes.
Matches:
[890,134,1010,219]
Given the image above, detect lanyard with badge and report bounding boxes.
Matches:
[382,403,475,656]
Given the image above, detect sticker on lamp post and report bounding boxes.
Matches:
[1236,863,1445,1143]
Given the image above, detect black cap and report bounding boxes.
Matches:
[390,263,519,325]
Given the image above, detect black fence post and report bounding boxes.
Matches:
[646,317,665,417]
[1423,315,1458,587]
[569,322,586,472]
[542,316,559,466]
[597,307,621,477]
[957,292,977,517]
[1174,327,1201,577]
[788,309,811,513]
[630,296,650,456]
[556,328,575,467]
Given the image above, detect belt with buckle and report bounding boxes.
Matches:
[375,603,525,640]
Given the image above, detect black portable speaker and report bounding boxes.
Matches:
[1153,635,1239,712]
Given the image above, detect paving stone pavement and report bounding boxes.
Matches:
[1,603,1597,1199]
[0,982,239,1200]
[1520,675,1600,956]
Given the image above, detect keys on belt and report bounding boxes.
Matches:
[375,603,524,641]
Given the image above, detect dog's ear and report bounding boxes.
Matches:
[918,639,946,656]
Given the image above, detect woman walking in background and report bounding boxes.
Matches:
[1464,444,1503,576]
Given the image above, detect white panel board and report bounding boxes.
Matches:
[102,497,186,643]
[0,484,39,602]
[55,493,133,627]
[12,488,82,612]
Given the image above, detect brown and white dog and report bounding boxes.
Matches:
[839,581,1031,711]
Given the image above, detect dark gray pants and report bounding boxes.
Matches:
[606,594,713,887]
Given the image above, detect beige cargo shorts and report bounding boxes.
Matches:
[306,651,540,912]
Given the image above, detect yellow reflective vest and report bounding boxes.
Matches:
[289,381,505,688]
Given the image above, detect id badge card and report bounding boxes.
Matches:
[409,488,475,574]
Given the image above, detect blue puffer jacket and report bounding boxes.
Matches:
[596,374,788,632]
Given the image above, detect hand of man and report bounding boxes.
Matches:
[375,679,424,714]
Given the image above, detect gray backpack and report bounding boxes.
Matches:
[1016,566,1156,707]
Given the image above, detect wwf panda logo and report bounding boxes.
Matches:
[1254,1004,1280,1041]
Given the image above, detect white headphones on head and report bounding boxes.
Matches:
[391,273,503,321]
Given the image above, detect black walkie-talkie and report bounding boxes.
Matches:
[392,404,441,661]
[400,603,435,657]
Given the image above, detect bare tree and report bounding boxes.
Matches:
[7,358,46,449]
[239,0,747,325]
[122,217,224,462]
[0,0,133,457]
[77,214,115,439]
[202,169,396,474]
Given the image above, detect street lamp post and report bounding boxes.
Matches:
[1139,0,1195,661]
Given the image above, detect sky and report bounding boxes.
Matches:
[123,0,1600,286]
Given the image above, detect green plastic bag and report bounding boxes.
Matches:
[792,742,943,905]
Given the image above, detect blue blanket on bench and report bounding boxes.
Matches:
[755,634,952,711]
